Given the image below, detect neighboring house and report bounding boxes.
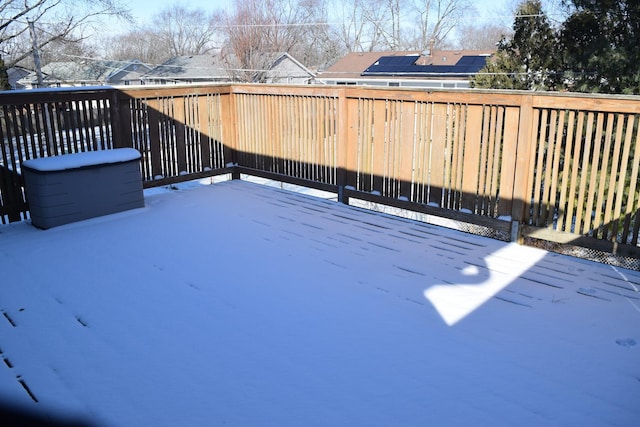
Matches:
[142,52,314,85]
[256,52,315,85]
[315,50,493,89]
[7,66,32,90]
[18,59,152,88]
[105,60,152,86]
[141,54,232,85]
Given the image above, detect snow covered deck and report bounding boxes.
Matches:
[1,179,639,426]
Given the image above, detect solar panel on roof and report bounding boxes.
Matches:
[363,54,489,77]
[365,56,420,73]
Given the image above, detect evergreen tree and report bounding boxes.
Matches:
[472,0,558,90]
[559,0,640,94]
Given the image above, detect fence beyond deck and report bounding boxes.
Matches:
[1,85,639,261]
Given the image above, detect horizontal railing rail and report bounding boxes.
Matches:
[1,84,638,262]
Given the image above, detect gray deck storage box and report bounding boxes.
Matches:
[22,148,144,229]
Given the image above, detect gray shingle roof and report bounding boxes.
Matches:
[23,60,151,85]
[144,55,231,80]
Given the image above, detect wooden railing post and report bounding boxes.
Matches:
[222,85,240,179]
[111,89,132,149]
[336,87,349,204]
[510,94,536,242]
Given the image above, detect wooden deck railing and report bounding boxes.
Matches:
[1,84,639,260]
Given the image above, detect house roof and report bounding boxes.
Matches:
[258,52,315,82]
[318,51,420,79]
[104,60,151,82]
[19,60,151,85]
[42,62,91,82]
[143,52,313,84]
[362,54,491,78]
[317,50,494,80]
[46,60,137,82]
[6,66,32,89]
[143,55,231,81]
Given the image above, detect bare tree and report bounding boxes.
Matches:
[39,35,98,64]
[217,0,323,81]
[456,23,508,50]
[331,0,388,52]
[100,29,170,65]
[0,0,131,68]
[151,5,219,58]
[216,0,270,81]
[96,5,219,66]
[371,0,405,50]
[328,0,474,53]
[289,0,341,70]
[409,0,474,50]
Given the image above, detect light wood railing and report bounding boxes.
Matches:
[1,84,639,260]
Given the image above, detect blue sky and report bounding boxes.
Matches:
[115,0,518,51]
[124,0,512,27]
[106,0,517,53]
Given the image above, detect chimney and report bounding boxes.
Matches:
[416,38,436,66]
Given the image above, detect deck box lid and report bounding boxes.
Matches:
[22,148,141,172]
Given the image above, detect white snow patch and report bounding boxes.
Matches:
[1,179,639,426]
[21,148,140,172]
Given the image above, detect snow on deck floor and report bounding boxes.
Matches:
[1,179,639,427]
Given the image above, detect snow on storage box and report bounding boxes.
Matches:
[22,148,144,229]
